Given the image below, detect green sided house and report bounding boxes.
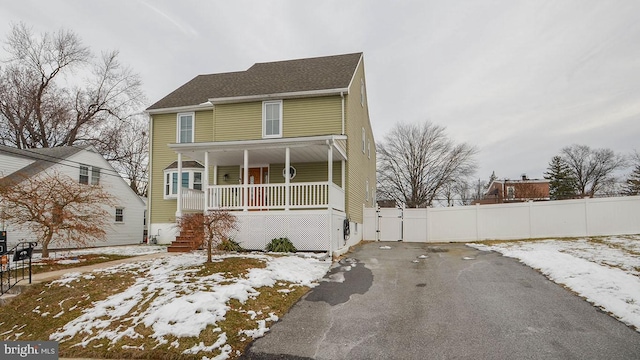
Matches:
[146,52,376,255]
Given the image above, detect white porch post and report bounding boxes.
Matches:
[285,147,290,211]
[328,143,333,208]
[327,143,333,183]
[176,153,183,217]
[243,149,249,212]
[341,160,345,189]
[204,151,209,212]
[213,165,218,185]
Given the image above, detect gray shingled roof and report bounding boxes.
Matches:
[0,145,86,183]
[147,52,362,111]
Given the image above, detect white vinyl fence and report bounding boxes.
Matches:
[363,196,640,242]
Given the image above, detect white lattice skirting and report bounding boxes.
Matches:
[232,210,344,252]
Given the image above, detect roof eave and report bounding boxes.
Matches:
[146,102,214,115]
[209,88,349,105]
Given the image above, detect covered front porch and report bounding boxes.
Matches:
[169,135,348,215]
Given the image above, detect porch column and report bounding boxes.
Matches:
[243,149,249,212]
[285,147,290,211]
[176,153,183,217]
[327,144,333,208]
[213,164,218,185]
[204,151,209,212]
[341,160,345,189]
[327,144,333,184]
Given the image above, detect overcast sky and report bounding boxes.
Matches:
[2,0,639,182]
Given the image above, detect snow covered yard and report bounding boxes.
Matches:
[0,251,330,359]
[469,235,640,332]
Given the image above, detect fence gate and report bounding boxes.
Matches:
[377,208,403,241]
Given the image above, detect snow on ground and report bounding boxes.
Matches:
[469,235,640,331]
[47,251,330,359]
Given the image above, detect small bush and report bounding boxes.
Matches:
[218,238,244,252]
[266,237,297,253]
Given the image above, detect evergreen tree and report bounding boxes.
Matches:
[544,156,577,200]
[624,151,640,195]
[487,171,497,190]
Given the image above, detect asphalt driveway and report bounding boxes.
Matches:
[243,242,640,359]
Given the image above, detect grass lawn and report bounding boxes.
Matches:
[30,254,133,274]
[0,254,321,359]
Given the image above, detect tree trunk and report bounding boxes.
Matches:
[41,232,53,258]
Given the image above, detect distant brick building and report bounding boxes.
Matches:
[474,175,550,205]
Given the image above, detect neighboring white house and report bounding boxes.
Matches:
[0,144,146,249]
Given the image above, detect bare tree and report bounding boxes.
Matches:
[96,115,149,196]
[560,144,626,197]
[0,171,114,257]
[0,23,148,195]
[175,211,238,263]
[377,121,477,207]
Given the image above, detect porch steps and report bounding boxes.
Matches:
[168,231,203,253]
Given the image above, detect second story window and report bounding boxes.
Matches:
[91,167,101,185]
[79,164,89,184]
[263,100,282,138]
[177,112,194,143]
[80,164,101,185]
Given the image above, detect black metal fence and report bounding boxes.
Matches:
[0,242,38,296]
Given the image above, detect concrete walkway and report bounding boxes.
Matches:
[30,251,177,283]
[1,251,177,304]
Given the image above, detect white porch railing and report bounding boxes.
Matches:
[181,188,205,211]
[200,182,345,211]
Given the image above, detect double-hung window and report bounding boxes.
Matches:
[115,208,124,223]
[91,167,101,185]
[177,112,194,143]
[263,100,282,138]
[79,165,89,184]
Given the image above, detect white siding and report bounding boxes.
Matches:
[0,153,34,177]
[3,147,146,249]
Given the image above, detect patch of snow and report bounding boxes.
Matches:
[48,252,330,355]
[56,259,82,265]
[379,246,392,250]
[462,256,475,260]
[418,255,428,259]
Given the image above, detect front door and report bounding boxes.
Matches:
[248,167,268,209]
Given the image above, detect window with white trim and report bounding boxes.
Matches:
[164,168,203,199]
[193,172,202,190]
[91,167,101,185]
[263,100,282,138]
[79,164,89,184]
[362,128,366,153]
[115,208,124,223]
[367,140,371,159]
[177,112,194,143]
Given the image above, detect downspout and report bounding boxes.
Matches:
[340,92,345,135]
[147,114,153,236]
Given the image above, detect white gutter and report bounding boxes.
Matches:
[168,134,348,153]
[146,103,214,115]
[208,88,349,104]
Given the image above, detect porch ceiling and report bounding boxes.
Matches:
[168,135,347,166]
